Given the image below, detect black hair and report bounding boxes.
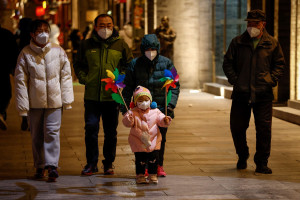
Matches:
[30,19,51,33]
[94,14,114,26]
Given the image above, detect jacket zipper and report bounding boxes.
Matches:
[43,51,49,108]
[98,47,103,101]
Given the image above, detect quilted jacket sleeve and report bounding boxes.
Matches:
[60,48,74,109]
[157,109,172,127]
[14,51,29,116]
[121,59,137,114]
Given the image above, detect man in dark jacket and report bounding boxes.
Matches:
[222,10,285,174]
[74,14,133,175]
[121,34,180,177]
[0,25,18,130]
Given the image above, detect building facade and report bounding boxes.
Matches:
[0,0,299,102]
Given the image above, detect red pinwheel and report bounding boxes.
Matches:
[101,68,128,111]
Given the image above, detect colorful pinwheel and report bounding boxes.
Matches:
[101,68,128,110]
[160,68,179,92]
[160,68,179,114]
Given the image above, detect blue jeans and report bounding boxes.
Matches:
[84,100,119,167]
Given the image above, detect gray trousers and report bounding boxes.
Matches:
[29,108,62,168]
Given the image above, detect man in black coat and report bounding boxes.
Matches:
[0,25,18,130]
[222,10,285,174]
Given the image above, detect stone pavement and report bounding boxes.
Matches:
[1,86,300,199]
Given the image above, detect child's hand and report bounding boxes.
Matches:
[128,113,134,123]
[164,117,170,124]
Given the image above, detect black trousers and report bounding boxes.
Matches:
[230,100,272,166]
[84,100,119,167]
[0,75,12,117]
[158,127,167,166]
[134,150,159,175]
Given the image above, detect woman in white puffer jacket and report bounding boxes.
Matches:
[14,19,74,182]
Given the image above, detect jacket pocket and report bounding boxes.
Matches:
[261,72,275,86]
[106,49,122,67]
[86,49,100,67]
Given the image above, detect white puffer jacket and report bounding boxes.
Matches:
[15,41,74,116]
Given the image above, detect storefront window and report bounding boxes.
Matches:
[214,0,247,77]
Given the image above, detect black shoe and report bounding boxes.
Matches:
[236,159,247,169]
[47,166,59,182]
[236,155,249,169]
[255,165,272,174]
[81,164,98,176]
[34,168,45,179]
[103,164,115,175]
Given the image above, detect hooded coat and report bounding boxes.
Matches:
[121,34,180,114]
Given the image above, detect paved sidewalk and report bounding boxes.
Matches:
[0,86,300,199]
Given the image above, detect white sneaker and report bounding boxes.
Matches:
[0,114,7,130]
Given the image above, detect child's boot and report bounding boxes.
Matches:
[157,165,166,177]
[148,174,158,184]
[136,174,148,184]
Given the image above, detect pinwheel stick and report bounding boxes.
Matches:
[165,88,167,116]
[118,88,129,111]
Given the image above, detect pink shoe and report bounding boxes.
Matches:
[157,165,166,177]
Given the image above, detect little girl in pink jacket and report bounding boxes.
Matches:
[122,86,171,184]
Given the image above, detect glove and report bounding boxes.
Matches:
[167,106,175,119]
[141,131,151,148]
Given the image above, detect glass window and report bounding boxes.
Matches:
[214,0,247,76]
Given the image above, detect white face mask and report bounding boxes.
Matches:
[137,100,151,110]
[145,50,157,61]
[247,27,261,38]
[35,32,49,45]
[97,28,113,39]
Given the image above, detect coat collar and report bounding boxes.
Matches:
[29,40,51,54]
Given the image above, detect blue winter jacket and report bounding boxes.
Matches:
[121,34,180,115]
